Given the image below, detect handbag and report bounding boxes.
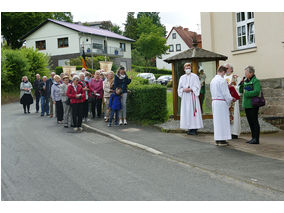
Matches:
[251,91,265,107]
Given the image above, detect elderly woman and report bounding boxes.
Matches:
[60,75,71,128]
[67,75,85,132]
[20,76,33,114]
[51,75,63,124]
[103,71,114,122]
[78,72,90,122]
[89,70,103,118]
[113,66,131,125]
[239,66,261,144]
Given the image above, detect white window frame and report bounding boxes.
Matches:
[236,12,255,49]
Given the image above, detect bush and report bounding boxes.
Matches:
[132,65,172,75]
[127,83,168,123]
[55,66,63,75]
[1,47,50,92]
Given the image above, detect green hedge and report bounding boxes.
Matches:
[127,83,168,123]
[132,65,172,75]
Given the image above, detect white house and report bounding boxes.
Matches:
[21,19,135,70]
[156,26,201,70]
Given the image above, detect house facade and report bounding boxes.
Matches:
[156,26,201,70]
[21,19,135,70]
[201,12,284,80]
[201,12,284,117]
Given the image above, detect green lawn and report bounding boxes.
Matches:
[167,91,173,118]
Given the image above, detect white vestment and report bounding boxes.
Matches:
[210,75,233,141]
[224,74,241,136]
[178,73,204,130]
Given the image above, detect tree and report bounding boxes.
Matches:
[135,32,168,66]
[137,12,167,36]
[111,24,123,35]
[1,12,73,49]
[136,15,164,38]
[123,12,138,41]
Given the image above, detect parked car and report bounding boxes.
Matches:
[157,75,172,85]
[137,73,156,84]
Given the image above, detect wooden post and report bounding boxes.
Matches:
[192,60,198,74]
[172,63,178,120]
[216,60,219,73]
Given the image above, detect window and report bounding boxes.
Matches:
[58,37,68,48]
[169,45,174,52]
[93,43,103,49]
[120,43,126,52]
[172,33,176,39]
[35,40,46,50]
[236,12,255,49]
[176,44,181,51]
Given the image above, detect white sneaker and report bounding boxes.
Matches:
[79,127,83,131]
[73,127,78,132]
[119,119,123,125]
[123,118,127,125]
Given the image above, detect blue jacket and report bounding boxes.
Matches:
[113,75,131,93]
[109,93,122,110]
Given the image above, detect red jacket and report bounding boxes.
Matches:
[89,78,103,99]
[66,84,85,104]
[78,80,91,98]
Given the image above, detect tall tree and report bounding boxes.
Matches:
[111,24,123,35]
[123,12,138,41]
[137,12,167,36]
[1,12,73,49]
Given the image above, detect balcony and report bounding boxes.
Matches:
[81,44,123,57]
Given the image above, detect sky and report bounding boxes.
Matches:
[72,11,201,35]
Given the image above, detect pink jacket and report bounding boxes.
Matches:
[89,78,103,99]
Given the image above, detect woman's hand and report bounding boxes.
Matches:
[53,101,56,104]
[183,88,192,93]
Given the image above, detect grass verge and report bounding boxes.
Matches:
[1,90,19,105]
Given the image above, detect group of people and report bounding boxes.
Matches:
[20,66,131,132]
[178,62,261,146]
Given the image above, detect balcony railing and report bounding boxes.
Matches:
[81,44,123,57]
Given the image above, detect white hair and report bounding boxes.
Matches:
[79,72,85,77]
[224,63,234,71]
[72,75,79,81]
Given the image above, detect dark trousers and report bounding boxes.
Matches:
[23,104,30,113]
[82,101,89,119]
[72,103,83,127]
[35,94,40,112]
[91,98,102,118]
[55,100,63,122]
[245,107,260,141]
[109,109,119,124]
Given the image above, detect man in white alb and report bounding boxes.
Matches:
[178,63,203,135]
[224,64,241,139]
[210,65,236,146]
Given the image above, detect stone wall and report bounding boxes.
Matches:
[203,77,284,117]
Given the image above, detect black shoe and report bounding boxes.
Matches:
[246,139,253,143]
[24,111,27,114]
[232,134,238,139]
[64,125,68,128]
[28,111,30,114]
[249,138,259,144]
[36,111,39,113]
[216,140,228,146]
[186,130,192,135]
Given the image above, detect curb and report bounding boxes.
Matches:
[82,123,163,155]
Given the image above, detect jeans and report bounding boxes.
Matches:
[55,100,63,122]
[72,103,83,128]
[119,93,127,119]
[40,96,49,115]
[109,109,119,125]
[35,94,40,112]
[245,107,260,141]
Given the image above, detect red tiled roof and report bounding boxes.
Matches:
[167,26,202,48]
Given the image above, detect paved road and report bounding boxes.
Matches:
[1,103,283,200]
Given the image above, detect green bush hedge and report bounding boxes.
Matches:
[127,83,168,123]
[132,65,172,75]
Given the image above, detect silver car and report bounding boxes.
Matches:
[137,73,156,84]
[157,75,172,85]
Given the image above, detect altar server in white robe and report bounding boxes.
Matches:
[210,65,236,146]
[178,63,204,135]
[224,64,241,139]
